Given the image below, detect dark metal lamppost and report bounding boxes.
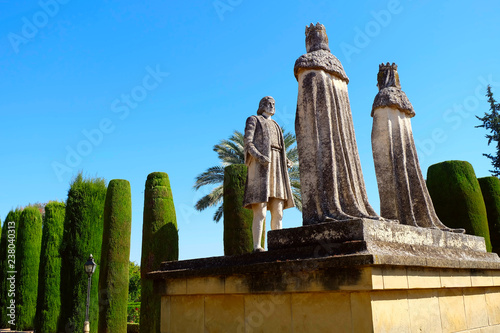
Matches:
[84,254,96,333]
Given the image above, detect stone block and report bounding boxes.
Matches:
[186,276,225,295]
[170,295,204,333]
[371,290,410,333]
[291,292,351,332]
[382,267,408,289]
[244,294,291,333]
[350,292,373,332]
[407,290,441,333]
[164,278,187,295]
[439,269,472,288]
[225,275,249,294]
[205,295,244,333]
[160,296,171,333]
[407,267,441,289]
[463,288,489,329]
[485,287,500,325]
[438,288,467,332]
[471,270,495,287]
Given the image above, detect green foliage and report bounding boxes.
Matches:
[127,302,140,323]
[476,86,500,176]
[194,129,301,222]
[0,209,22,328]
[478,176,500,254]
[223,164,255,255]
[16,206,43,331]
[98,179,132,333]
[35,201,65,333]
[128,261,141,303]
[59,173,107,333]
[141,172,178,333]
[427,161,492,251]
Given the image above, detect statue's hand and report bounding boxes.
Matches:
[258,155,271,166]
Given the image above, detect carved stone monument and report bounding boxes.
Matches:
[295,23,379,224]
[371,63,464,233]
[243,96,294,252]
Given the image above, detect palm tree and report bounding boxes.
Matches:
[194,130,301,222]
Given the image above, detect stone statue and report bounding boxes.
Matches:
[371,63,464,233]
[243,96,295,252]
[294,23,380,225]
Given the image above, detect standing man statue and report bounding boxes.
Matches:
[243,96,295,252]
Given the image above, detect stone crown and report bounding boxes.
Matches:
[379,62,398,71]
[305,22,326,36]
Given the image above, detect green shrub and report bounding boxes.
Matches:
[140,172,178,333]
[478,176,500,254]
[59,173,107,333]
[35,201,65,333]
[16,206,43,331]
[0,209,22,328]
[127,302,140,323]
[98,179,132,333]
[427,161,492,251]
[223,164,257,255]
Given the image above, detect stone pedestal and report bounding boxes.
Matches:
[149,220,500,332]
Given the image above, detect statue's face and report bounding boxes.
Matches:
[261,98,275,116]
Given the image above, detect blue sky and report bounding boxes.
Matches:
[1,0,499,264]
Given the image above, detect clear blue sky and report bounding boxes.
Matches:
[1,0,499,264]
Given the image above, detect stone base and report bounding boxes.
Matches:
[149,219,500,332]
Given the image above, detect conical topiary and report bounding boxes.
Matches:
[478,176,500,254]
[15,206,43,331]
[35,201,65,333]
[0,209,22,328]
[140,172,178,333]
[59,174,107,333]
[427,160,492,251]
[98,179,132,333]
[223,164,263,255]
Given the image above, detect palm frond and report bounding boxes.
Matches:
[213,204,223,222]
[193,166,225,190]
[194,185,223,211]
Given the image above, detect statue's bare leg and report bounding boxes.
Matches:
[269,198,284,230]
[252,202,267,251]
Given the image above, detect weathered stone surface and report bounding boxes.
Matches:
[295,23,379,224]
[371,63,463,232]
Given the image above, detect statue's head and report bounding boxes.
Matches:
[257,96,275,116]
[305,22,330,53]
[377,62,401,90]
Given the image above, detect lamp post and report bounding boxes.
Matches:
[84,254,96,333]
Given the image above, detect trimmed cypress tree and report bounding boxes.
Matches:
[34,201,65,333]
[0,209,22,328]
[59,174,107,333]
[141,172,178,333]
[98,179,132,333]
[223,164,262,255]
[478,176,500,254]
[15,206,43,331]
[427,160,492,251]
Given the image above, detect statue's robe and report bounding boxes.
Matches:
[294,49,379,224]
[371,82,452,229]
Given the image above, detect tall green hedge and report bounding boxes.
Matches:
[59,174,107,333]
[15,206,43,331]
[223,164,260,255]
[427,160,492,251]
[98,179,132,333]
[35,201,65,333]
[478,176,500,254]
[0,209,22,328]
[140,172,178,333]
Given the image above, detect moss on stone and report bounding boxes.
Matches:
[59,173,107,333]
[478,176,500,254]
[140,172,178,333]
[98,179,132,333]
[223,164,255,255]
[16,207,43,331]
[35,201,65,333]
[427,161,492,251]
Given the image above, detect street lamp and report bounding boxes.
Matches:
[84,254,96,333]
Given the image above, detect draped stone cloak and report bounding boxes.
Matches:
[295,49,379,224]
[243,115,294,210]
[371,65,454,230]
